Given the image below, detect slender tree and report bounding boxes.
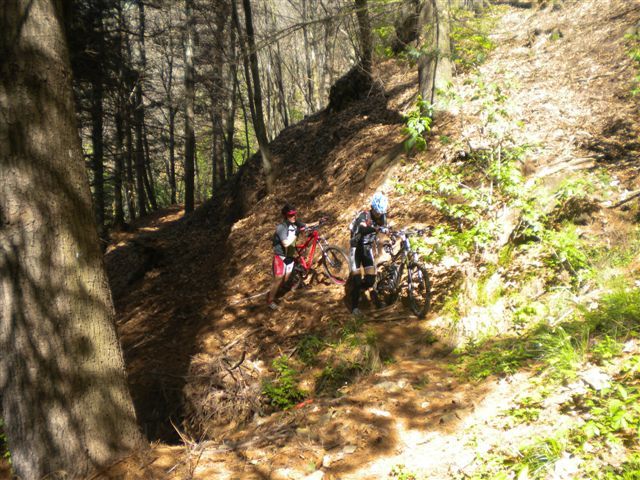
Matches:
[417,0,452,110]
[0,1,143,478]
[184,0,196,212]
[239,0,276,192]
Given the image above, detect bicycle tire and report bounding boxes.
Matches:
[375,261,399,307]
[322,246,350,285]
[406,262,431,318]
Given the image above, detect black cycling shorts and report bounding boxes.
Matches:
[350,244,375,270]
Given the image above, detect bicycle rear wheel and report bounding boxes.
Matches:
[322,246,350,285]
[406,263,431,318]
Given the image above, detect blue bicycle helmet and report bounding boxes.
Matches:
[370,192,388,215]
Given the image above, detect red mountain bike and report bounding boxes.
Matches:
[288,222,350,287]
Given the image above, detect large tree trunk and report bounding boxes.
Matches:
[0,2,143,479]
[239,0,276,192]
[354,0,373,75]
[184,0,196,213]
[417,0,452,109]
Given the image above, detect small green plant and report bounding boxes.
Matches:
[625,32,640,95]
[297,335,326,365]
[590,335,624,364]
[315,361,363,397]
[516,435,568,479]
[0,418,10,466]
[541,224,590,283]
[504,396,543,425]
[390,464,420,479]
[403,96,432,152]
[262,356,307,410]
[599,452,640,479]
[582,280,640,341]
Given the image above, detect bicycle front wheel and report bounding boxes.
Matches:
[406,263,431,318]
[322,246,350,285]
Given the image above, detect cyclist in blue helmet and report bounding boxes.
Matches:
[348,192,389,315]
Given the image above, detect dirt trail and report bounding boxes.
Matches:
[106,0,640,478]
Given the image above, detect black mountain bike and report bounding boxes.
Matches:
[374,228,432,318]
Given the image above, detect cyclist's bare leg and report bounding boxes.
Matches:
[267,275,285,304]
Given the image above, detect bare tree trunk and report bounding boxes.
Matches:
[118,0,137,221]
[302,0,316,114]
[114,109,126,228]
[90,76,106,238]
[240,0,276,192]
[169,107,177,204]
[142,123,158,209]
[125,113,137,220]
[184,0,196,213]
[0,2,143,478]
[224,28,238,176]
[354,0,373,75]
[134,91,148,216]
[417,0,452,110]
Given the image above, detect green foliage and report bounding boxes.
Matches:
[403,96,433,152]
[591,335,624,364]
[625,32,640,95]
[504,395,543,425]
[450,8,498,72]
[553,177,596,203]
[540,224,590,283]
[589,227,640,269]
[297,335,326,365]
[315,361,364,397]
[373,25,396,58]
[600,453,640,479]
[583,283,640,339]
[517,434,568,479]
[0,418,10,464]
[262,356,307,410]
[390,464,420,480]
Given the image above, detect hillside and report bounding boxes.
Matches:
[103,0,640,478]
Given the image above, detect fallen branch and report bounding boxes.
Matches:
[609,190,640,209]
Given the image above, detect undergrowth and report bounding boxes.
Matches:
[262,356,307,410]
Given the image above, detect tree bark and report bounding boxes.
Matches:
[0,2,143,479]
[302,0,316,113]
[354,0,373,75]
[169,107,177,204]
[184,0,196,213]
[417,0,452,110]
[134,90,148,216]
[142,123,158,210]
[224,27,238,176]
[114,109,126,228]
[239,0,276,192]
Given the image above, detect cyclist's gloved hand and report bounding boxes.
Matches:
[378,226,389,234]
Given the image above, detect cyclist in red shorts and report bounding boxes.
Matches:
[266,204,321,309]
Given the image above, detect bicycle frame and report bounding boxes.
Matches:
[380,231,419,290]
[295,229,320,273]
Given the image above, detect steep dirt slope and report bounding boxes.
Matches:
[104,0,640,478]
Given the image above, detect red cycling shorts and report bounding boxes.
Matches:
[272,255,294,277]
